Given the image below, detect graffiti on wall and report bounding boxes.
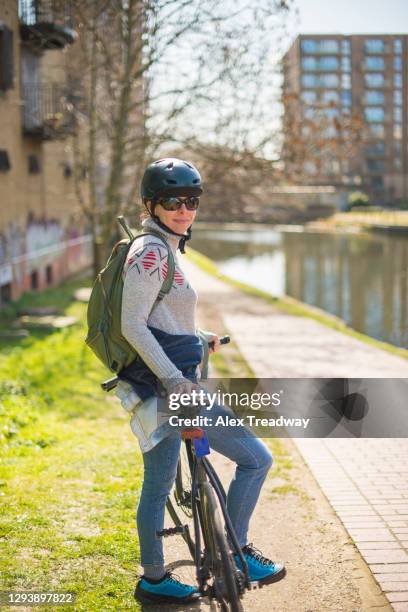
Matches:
[26,212,65,274]
[0,212,92,299]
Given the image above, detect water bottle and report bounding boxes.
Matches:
[115,380,142,414]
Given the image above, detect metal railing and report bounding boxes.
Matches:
[19,0,72,28]
[22,83,75,138]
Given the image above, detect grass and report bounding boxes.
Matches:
[210,341,255,378]
[0,277,144,611]
[186,248,408,361]
[309,210,408,229]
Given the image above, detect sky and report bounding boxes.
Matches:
[292,0,408,37]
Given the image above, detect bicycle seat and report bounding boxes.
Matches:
[182,428,205,440]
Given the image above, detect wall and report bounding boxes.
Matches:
[0,0,91,306]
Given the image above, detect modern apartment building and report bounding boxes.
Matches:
[0,0,91,306]
[282,34,407,205]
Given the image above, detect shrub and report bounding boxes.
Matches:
[347,191,370,210]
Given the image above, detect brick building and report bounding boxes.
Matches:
[0,0,91,307]
[282,34,408,205]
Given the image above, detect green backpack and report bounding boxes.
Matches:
[85,216,175,373]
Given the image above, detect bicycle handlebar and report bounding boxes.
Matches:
[208,335,230,350]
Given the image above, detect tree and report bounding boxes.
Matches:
[67,0,294,273]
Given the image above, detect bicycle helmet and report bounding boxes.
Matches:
[141,158,203,200]
[140,158,203,253]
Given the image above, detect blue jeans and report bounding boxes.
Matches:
[136,402,273,574]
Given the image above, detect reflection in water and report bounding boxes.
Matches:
[191,229,408,348]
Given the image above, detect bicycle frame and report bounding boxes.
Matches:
[185,439,250,593]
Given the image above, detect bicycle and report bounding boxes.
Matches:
[163,425,250,612]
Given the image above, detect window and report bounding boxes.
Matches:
[28,154,41,174]
[322,107,339,119]
[394,107,402,122]
[341,74,351,88]
[394,56,402,71]
[319,56,338,70]
[46,265,53,285]
[394,90,402,105]
[394,39,402,53]
[394,158,402,170]
[322,158,340,175]
[302,57,316,71]
[341,90,352,106]
[365,73,384,87]
[365,57,385,71]
[322,90,339,104]
[365,39,385,54]
[301,39,317,53]
[369,124,385,138]
[324,125,337,138]
[301,90,317,104]
[367,159,385,172]
[302,56,339,71]
[302,74,339,88]
[365,143,385,156]
[365,107,384,122]
[0,24,14,91]
[342,39,351,54]
[318,39,339,53]
[304,107,316,120]
[0,150,11,172]
[341,57,351,72]
[365,90,384,104]
[303,161,317,175]
[394,124,402,139]
[31,270,39,291]
[394,73,402,87]
[371,176,384,189]
[0,283,11,304]
[301,39,339,54]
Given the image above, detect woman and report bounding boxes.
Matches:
[120,158,286,605]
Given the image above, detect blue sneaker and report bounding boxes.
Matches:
[235,543,286,584]
[134,571,201,605]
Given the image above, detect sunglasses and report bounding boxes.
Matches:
[156,196,200,211]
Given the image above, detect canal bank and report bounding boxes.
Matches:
[187,247,408,362]
[181,250,408,611]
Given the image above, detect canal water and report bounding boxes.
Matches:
[191,227,408,349]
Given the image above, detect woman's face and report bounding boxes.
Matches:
[148,199,197,234]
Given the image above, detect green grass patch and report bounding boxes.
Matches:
[0,277,144,611]
[210,342,255,378]
[314,210,408,229]
[186,248,408,361]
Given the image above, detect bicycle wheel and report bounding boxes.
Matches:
[174,441,194,517]
[200,481,243,612]
[166,441,195,558]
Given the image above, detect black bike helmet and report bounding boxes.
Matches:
[141,158,203,201]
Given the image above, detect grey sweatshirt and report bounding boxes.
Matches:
[121,217,198,388]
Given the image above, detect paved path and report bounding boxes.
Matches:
[181,256,408,612]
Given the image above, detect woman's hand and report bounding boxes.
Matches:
[167,379,203,416]
[168,379,202,397]
[207,333,221,354]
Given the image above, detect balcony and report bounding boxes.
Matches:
[19,0,76,50]
[22,84,76,139]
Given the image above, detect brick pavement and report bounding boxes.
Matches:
[182,256,408,612]
[296,438,408,611]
